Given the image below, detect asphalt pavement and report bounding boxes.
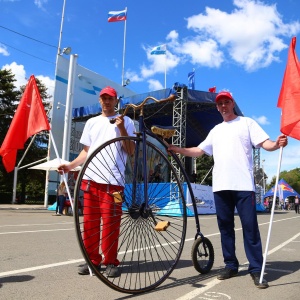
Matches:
[0,204,299,300]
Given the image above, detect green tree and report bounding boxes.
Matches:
[266,168,300,194]
[195,155,214,185]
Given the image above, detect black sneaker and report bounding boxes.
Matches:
[105,264,120,277]
[250,272,269,289]
[217,267,238,280]
[78,263,100,275]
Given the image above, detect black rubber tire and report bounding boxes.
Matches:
[73,136,187,294]
[191,237,214,274]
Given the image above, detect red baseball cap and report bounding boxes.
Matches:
[100,86,117,97]
[215,91,234,102]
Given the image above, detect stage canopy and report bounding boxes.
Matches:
[72,87,243,147]
[263,179,300,199]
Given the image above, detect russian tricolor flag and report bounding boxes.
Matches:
[108,9,127,22]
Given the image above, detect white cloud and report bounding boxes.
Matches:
[2,62,27,89]
[0,44,9,56]
[124,70,143,83]
[140,0,300,86]
[34,0,48,9]
[147,79,163,91]
[1,62,55,99]
[185,0,300,71]
[139,43,180,83]
[112,58,119,69]
[253,115,270,125]
[177,38,224,68]
[36,75,55,99]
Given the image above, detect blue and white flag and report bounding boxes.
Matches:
[188,71,195,90]
[150,44,166,55]
[108,9,127,22]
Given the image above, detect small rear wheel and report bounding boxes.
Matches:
[191,237,214,274]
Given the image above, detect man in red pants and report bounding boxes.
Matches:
[58,86,135,277]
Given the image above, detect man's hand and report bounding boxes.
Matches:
[276,134,288,148]
[57,164,71,175]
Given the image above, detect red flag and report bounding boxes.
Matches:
[277,37,300,140]
[209,86,216,93]
[0,75,51,172]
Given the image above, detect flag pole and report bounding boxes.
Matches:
[121,7,127,86]
[42,0,67,207]
[193,68,195,90]
[164,45,167,89]
[58,0,67,55]
[260,146,283,283]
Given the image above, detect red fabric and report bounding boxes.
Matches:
[208,87,216,93]
[277,37,300,140]
[0,75,50,172]
[81,180,123,266]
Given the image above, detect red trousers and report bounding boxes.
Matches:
[81,180,123,266]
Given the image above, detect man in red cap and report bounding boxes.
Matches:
[58,86,135,277]
[168,90,288,289]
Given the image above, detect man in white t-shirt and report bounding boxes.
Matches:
[58,86,135,277]
[168,91,288,289]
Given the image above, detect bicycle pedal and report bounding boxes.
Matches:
[155,221,170,231]
[112,191,123,203]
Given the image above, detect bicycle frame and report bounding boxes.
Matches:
[73,94,214,293]
[132,111,205,241]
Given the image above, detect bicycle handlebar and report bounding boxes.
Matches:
[109,93,177,124]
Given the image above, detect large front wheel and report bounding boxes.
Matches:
[73,136,187,294]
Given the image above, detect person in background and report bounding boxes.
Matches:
[294,195,299,214]
[284,197,289,210]
[190,171,198,183]
[153,163,163,182]
[168,91,288,289]
[57,181,67,215]
[57,86,135,277]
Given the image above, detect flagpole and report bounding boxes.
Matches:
[58,0,67,55]
[43,0,67,207]
[193,68,195,90]
[164,45,167,89]
[121,7,127,86]
[260,146,283,284]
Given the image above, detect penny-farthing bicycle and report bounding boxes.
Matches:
[73,93,214,294]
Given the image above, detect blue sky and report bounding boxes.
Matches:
[1,0,300,183]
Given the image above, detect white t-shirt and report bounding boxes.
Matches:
[198,116,269,192]
[80,114,135,185]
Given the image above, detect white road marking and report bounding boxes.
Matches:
[0,259,84,278]
[175,232,300,300]
[0,221,73,228]
[0,228,73,235]
[0,214,298,292]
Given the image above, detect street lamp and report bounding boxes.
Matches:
[123,78,130,87]
[62,47,72,55]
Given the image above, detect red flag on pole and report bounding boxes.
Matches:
[0,75,51,172]
[208,86,216,93]
[277,36,300,140]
